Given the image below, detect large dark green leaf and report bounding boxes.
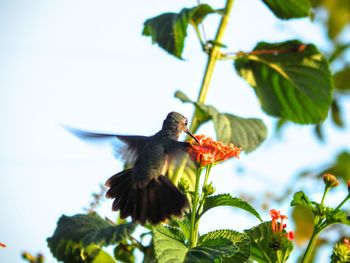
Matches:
[235,40,333,124]
[198,230,251,263]
[175,91,267,153]
[143,4,216,59]
[153,228,249,263]
[261,0,312,19]
[47,213,135,262]
[245,222,293,263]
[201,194,262,222]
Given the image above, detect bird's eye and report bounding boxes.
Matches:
[184,120,188,126]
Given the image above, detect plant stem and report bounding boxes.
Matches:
[300,227,320,263]
[334,194,350,211]
[172,0,235,187]
[189,0,235,133]
[320,186,330,206]
[189,167,202,248]
[203,165,212,188]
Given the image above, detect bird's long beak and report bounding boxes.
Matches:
[185,129,200,144]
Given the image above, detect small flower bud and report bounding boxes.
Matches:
[202,182,215,196]
[331,239,350,263]
[323,173,339,188]
[22,252,34,261]
[178,177,189,193]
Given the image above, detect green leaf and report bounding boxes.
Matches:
[290,191,314,211]
[175,91,268,153]
[153,225,187,243]
[292,206,314,246]
[329,43,350,63]
[235,40,333,124]
[174,215,192,241]
[330,99,344,127]
[261,0,312,19]
[245,222,293,263]
[334,67,350,93]
[142,245,156,263]
[92,249,116,263]
[114,243,135,263]
[201,194,262,222]
[153,229,188,263]
[185,241,236,263]
[212,112,267,153]
[323,0,350,39]
[143,4,216,59]
[198,230,251,263]
[153,228,249,263]
[328,209,350,226]
[47,213,135,262]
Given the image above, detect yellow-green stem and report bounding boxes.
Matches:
[189,0,235,133]
[300,227,320,263]
[172,0,235,185]
[189,167,202,248]
[334,194,350,211]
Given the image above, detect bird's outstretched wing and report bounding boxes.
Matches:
[165,140,192,165]
[66,127,148,165]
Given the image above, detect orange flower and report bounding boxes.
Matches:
[270,209,294,241]
[188,134,240,167]
[0,242,6,248]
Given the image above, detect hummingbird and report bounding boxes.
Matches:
[68,112,199,224]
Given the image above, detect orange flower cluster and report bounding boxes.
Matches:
[270,209,294,241]
[188,134,241,167]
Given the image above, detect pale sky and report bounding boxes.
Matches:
[0,0,349,262]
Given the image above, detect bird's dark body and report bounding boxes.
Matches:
[69,112,194,224]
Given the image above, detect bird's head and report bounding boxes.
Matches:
[162,112,198,142]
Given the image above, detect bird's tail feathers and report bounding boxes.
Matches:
[105,170,188,224]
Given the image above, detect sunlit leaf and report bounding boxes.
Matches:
[153,230,187,263]
[235,40,333,124]
[175,90,268,152]
[92,248,115,263]
[201,194,262,222]
[47,213,135,262]
[261,0,312,19]
[334,67,350,93]
[212,112,267,153]
[153,228,249,263]
[323,0,350,39]
[153,225,186,243]
[114,243,135,263]
[292,206,314,246]
[328,210,350,226]
[143,4,216,59]
[245,222,293,263]
[199,230,251,263]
